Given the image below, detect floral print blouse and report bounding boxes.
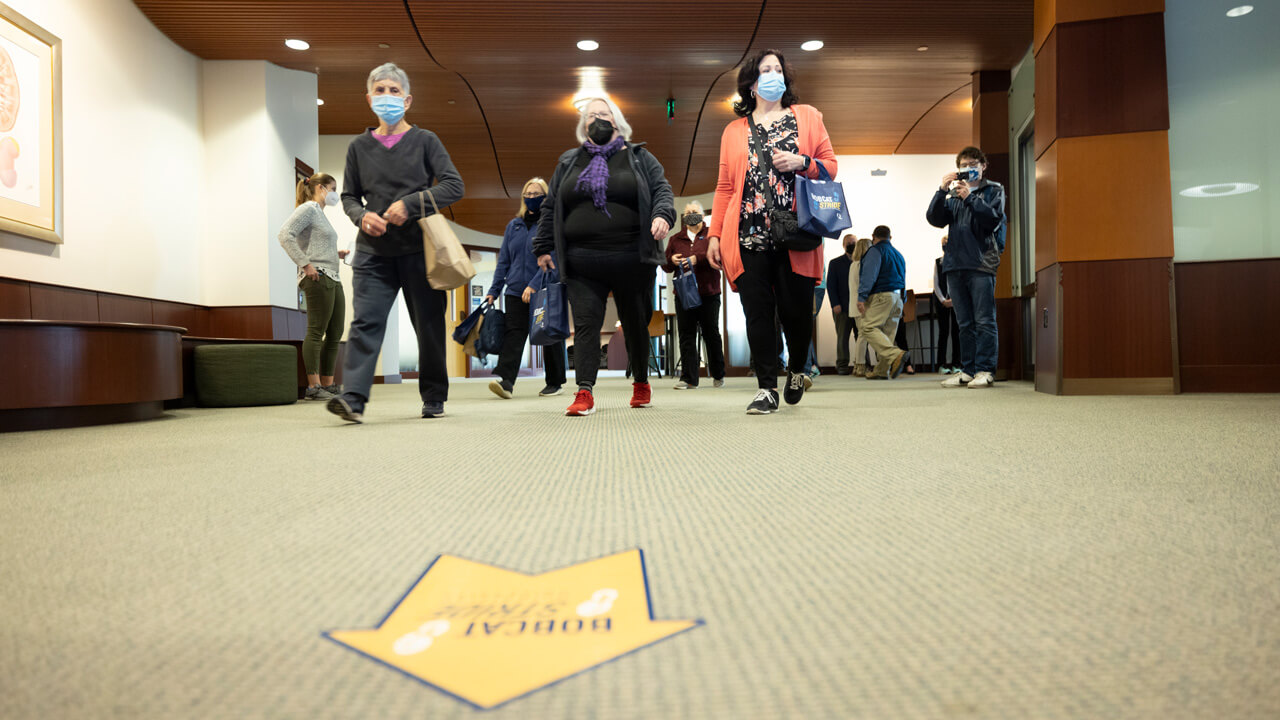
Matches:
[739,110,799,251]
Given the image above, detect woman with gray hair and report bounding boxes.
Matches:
[531,97,676,416]
[326,63,465,424]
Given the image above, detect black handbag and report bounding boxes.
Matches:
[748,118,822,252]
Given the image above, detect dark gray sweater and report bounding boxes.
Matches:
[341,127,465,257]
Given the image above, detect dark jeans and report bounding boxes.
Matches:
[564,248,655,389]
[947,269,998,375]
[738,247,813,389]
[495,295,566,387]
[674,294,725,385]
[343,251,447,404]
[299,274,345,376]
[936,301,961,367]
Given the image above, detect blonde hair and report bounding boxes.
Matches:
[295,172,336,207]
[574,96,633,144]
[517,177,549,218]
[851,236,873,262]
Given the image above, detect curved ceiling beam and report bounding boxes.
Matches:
[401,0,511,198]
[893,81,972,155]
[678,0,769,196]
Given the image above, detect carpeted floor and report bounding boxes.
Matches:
[2,375,1278,719]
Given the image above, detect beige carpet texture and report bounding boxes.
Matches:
[2,375,1278,719]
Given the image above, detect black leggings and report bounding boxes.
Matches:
[737,247,813,389]
[564,248,655,389]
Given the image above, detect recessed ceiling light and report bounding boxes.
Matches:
[1226,5,1253,17]
[801,40,824,52]
[284,39,310,51]
[1180,182,1259,197]
[378,43,390,49]
[917,45,929,52]
[316,98,324,106]
[577,40,599,51]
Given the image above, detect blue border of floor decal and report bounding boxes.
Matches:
[319,548,706,711]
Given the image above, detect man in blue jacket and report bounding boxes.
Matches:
[926,146,1007,389]
[826,234,857,374]
[856,225,909,379]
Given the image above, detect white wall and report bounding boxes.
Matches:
[265,64,318,308]
[0,0,204,303]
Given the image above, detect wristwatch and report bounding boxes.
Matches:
[801,155,812,171]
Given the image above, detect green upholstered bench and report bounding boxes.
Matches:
[194,344,297,407]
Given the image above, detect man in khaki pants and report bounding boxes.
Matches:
[855,225,910,379]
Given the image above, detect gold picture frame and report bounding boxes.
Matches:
[0,2,61,244]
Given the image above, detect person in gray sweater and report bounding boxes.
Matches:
[278,172,349,401]
[327,63,464,424]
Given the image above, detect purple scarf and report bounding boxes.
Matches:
[574,135,626,217]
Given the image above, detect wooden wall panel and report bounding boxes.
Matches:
[1035,264,1061,394]
[1034,29,1058,157]
[1054,132,1174,263]
[1175,259,1280,392]
[206,307,274,339]
[1055,13,1169,140]
[0,278,31,319]
[1061,258,1172,379]
[29,285,99,322]
[1036,0,1165,53]
[1035,142,1058,272]
[97,294,154,324]
[995,298,1024,381]
[151,301,203,336]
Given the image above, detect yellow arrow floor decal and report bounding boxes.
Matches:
[323,549,702,710]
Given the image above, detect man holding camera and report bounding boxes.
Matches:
[926,146,1007,389]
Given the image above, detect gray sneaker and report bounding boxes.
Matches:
[323,383,342,394]
[673,381,695,390]
[305,385,336,401]
[713,378,725,388]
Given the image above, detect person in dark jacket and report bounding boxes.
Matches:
[662,200,725,390]
[932,234,962,374]
[826,233,857,374]
[532,97,676,416]
[926,145,1007,389]
[484,177,567,399]
[327,63,464,424]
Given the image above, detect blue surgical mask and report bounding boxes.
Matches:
[756,71,786,103]
[371,95,406,125]
[959,166,981,182]
[525,195,544,214]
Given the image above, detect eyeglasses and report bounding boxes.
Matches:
[585,111,612,121]
[958,161,981,169]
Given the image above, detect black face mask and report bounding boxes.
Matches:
[683,213,703,226]
[587,118,614,145]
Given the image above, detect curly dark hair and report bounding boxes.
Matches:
[732,48,799,117]
[956,146,988,166]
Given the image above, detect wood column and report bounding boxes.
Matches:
[1034,0,1176,395]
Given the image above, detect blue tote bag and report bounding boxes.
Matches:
[528,270,569,346]
[796,160,852,238]
[673,259,702,310]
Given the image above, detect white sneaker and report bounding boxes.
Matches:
[967,371,994,388]
[673,381,695,390]
[941,372,973,388]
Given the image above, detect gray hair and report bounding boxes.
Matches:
[367,63,410,95]
[574,96,632,144]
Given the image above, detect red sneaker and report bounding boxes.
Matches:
[565,389,595,416]
[630,382,652,408]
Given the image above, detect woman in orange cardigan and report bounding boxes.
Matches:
[708,49,838,415]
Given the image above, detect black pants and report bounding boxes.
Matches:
[495,295,567,387]
[936,302,961,367]
[738,247,813,389]
[564,248,655,389]
[674,294,725,385]
[344,250,446,404]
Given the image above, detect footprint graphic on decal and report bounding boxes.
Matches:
[576,588,618,618]
[392,619,451,656]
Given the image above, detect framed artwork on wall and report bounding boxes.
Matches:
[0,3,61,244]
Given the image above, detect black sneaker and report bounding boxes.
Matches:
[783,371,807,405]
[746,388,780,415]
[488,379,513,399]
[538,385,563,396]
[323,383,342,395]
[421,401,445,418]
[889,351,911,380]
[326,393,365,424]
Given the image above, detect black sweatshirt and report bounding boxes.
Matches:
[341,127,465,257]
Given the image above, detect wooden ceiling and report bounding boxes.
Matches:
[135,0,1032,234]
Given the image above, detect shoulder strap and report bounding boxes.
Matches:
[748,119,780,217]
